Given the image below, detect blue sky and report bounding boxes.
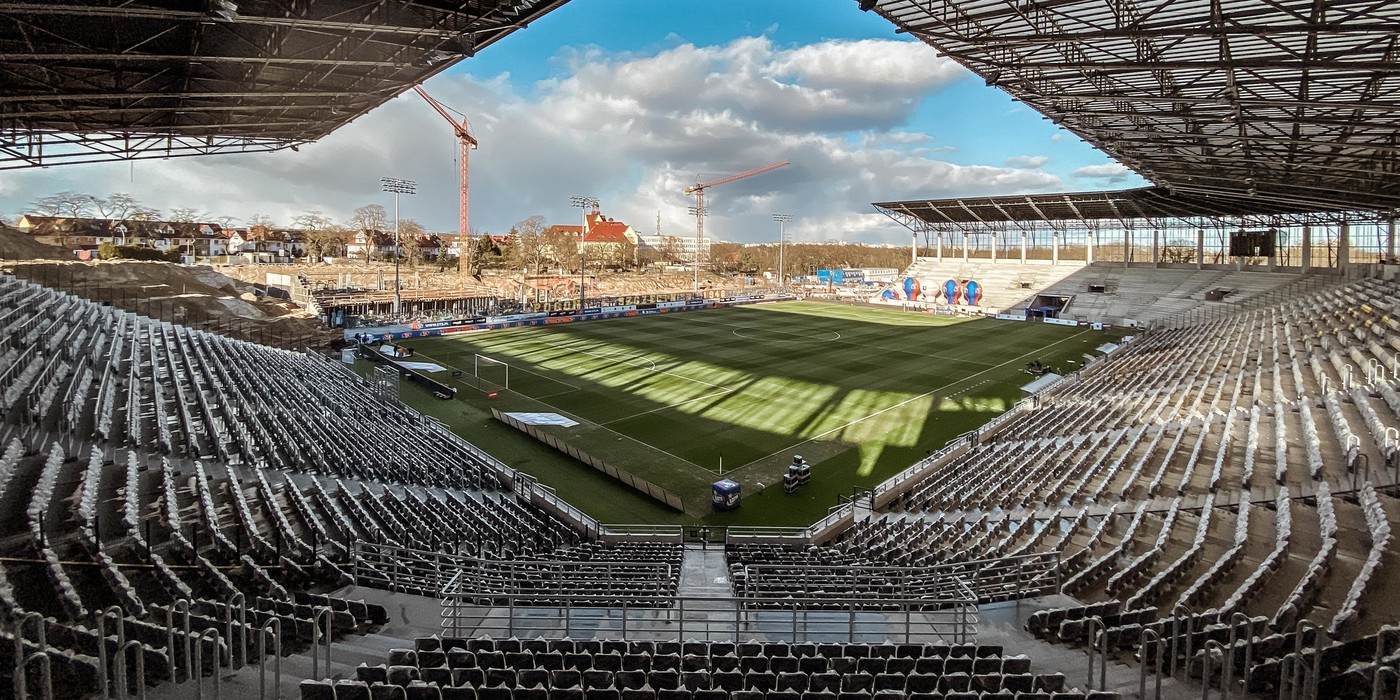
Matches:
[0,0,1142,244]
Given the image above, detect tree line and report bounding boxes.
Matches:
[16,191,913,277]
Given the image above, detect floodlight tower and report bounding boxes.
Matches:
[570,195,599,309]
[381,177,416,315]
[772,213,793,291]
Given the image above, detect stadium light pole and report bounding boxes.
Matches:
[773,213,792,291]
[570,196,598,309]
[687,205,707,296]
[381,177,416,316]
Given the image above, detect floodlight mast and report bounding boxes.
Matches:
[570,195,599,310]
[683,160,790,294]
[773,213,793,291]
[381,177,416,316]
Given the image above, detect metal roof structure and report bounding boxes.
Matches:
[874,186,1383,232]
[0,1,568,169]
[868,0,1400,223]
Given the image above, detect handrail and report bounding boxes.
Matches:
[95,606,125,699]
[439,590,976,643]
[1086,616,1108,690]
[1170,604,1195,679]
[310,607,333,679]
[1140,628,1164,700]
[1203,639,1228,700]
[225,592,246,669]
[191,628,220,700]
[256,618,282,700]
[13,611,46,697]
[1227,612,1254,697]
[16,650,52,700]
[163,599,191,683]
[113,640,145,700]
[1292,619,1321,700]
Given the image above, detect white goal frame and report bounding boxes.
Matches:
[473,354,510,391]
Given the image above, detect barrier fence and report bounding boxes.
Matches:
[438,588,979,646]
[494,408,685,512]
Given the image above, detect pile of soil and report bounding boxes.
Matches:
[217,260,762,299]
[0,227,67,260]
[3,260,341,350]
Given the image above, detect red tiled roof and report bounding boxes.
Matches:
[583,221,631,244]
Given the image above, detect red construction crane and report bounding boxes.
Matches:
[413,85,479,276]
[683,160,790,292]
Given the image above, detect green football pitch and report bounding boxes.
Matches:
[388,301,1119,527]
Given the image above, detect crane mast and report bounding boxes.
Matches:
[683,160,790,293]
[413,86,479,277]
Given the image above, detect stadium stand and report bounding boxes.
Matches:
[9,265,1400,697]
[714,274,1400,697]
[335,638,1119,700]
[0,275,657,696]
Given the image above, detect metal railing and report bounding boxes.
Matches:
[438,591,978,645]
[352,541,675,600]
[737,551,1060,605]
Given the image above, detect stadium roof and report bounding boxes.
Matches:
[0,1,568,169]
[873,186,1388,231]
[869,0,1400,219]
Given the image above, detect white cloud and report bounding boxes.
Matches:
[1004,155,1049,169]
[1072,162,1132,184]
[1,36,1070,244]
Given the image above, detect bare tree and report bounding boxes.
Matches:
[93,193,147,220]
[348,204,387,233]
[509,215,550,272]
[659,235,683,263]
[247,213,277,229]
[30,191,96,217]
[293,211,344,259]
[398,219,427,267]
[212,215,239,230]
[128,207,162,221]
[542,227,579,271]
[168,207,209,223]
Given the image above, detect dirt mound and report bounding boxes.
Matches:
[4,260,341,350]
[0,227,67,260]
[217,260,758,299]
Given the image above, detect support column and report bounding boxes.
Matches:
[1021,232,1027,264]
[991,233,998,263]
[1052,233,1060,266]
[1151,229,1160,267]
[936,232,943,261]
[1268,228,1278,272]
[1086,231,1095,265]
[1339,222,1350,273]
[1301,225,1312,272]
[1388,217,1396,263]
[912,232,918,265]
[1123,228,1131,267]
[962,233,969,263]
[1196,229,1205,269]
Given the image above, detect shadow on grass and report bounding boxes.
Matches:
[394,303,1122,526]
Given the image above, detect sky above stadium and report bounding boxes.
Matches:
[0,0,1145,244]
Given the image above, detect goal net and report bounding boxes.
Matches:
[473,354,510,393]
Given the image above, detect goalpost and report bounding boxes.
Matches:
[473,354,510,393]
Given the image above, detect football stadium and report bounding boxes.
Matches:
[3,1,1400,699]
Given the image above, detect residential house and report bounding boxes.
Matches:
[345,230,397,260]
[545,207,643,267]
